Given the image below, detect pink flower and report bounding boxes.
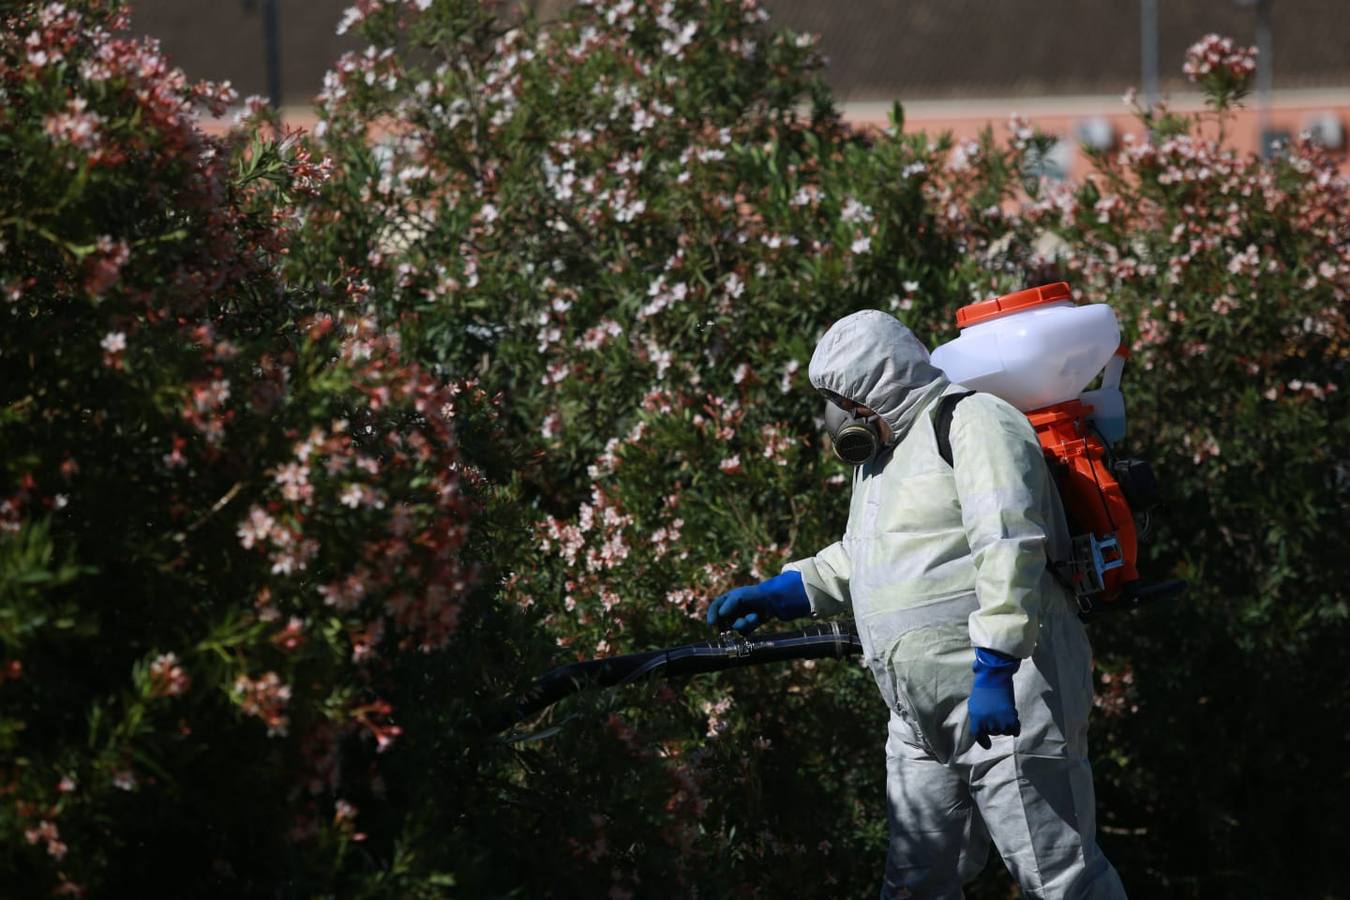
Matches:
[190,378,232,414]
[702,695,734,738]
[719,455,742,475]
[350,698,402,752]
[543,516,585,565]
[271,617,306,652]
[1185,433,1222,465]
[25,819,57,845]
[162,434,189,469]
[25,819,68,860]
[287,142,334,195]
[44,96,103,152]
[272,461,312,503]
[576,318,624,351]
[348,617,384,662]
[237,506,276,549]
[84,236,129,295]
[1183,34,1257,83]
[320,569,371,611]
[233,672,292,736]
[149,652,191,698]
[268,533,318,575]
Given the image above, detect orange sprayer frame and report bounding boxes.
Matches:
[1027,400,1138,600]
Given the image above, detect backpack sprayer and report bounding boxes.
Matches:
[931,282,1185,610]
[499,284,1182,731]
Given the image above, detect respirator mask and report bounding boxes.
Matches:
[824,400,884,466]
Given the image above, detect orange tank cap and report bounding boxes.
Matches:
[955,282,1074,329]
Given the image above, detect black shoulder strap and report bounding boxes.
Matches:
[934,390,976,467]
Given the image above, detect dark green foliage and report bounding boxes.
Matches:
[3,1,1346,897]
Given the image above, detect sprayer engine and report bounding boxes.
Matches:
[1028,399,1158,602]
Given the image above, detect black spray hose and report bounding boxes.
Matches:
[496,621,862,732]
[491,583,1182,734]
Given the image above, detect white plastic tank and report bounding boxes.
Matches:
[930,283,1121,413]
[1080,352,1127,444]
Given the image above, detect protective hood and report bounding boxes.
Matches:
[808,310,949,448]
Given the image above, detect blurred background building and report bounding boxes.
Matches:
[136,0,1350,174]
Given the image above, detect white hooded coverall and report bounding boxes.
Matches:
[783,310,1126,899]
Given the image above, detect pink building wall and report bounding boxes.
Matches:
[845,90,1350,178]
[203,88,1350,181]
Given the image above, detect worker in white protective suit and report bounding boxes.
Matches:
[706,310,1127,898]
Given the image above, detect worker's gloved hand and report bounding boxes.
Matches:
[968,647,1021,750]
[706,572,810,634]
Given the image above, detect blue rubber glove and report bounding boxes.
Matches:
[969,647,1022,750]
[705,572,811,634]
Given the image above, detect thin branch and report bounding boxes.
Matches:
[176,480,248,541]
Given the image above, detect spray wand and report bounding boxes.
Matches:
[495,621,861,734]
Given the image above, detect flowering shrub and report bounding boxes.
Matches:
[995,37,1347,891]
[294,4,1347,894]
[0,3,500,895]
[4,1,1346,896]
[292,0,986,892]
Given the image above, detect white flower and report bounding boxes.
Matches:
[541,412,562,440]
[850,236,872,254]
[661,21,698,56]
[237,506,276,550]
[840,198,873,224]
[336,6,362,35]
[614,197,646,223]
[100,331,126,353]
[631,107,656,132]
[724,272,745,299]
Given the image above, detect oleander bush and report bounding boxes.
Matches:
[1,4,512,895]
[2,0,1346,897]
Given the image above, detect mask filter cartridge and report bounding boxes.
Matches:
[824,401,882,466]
